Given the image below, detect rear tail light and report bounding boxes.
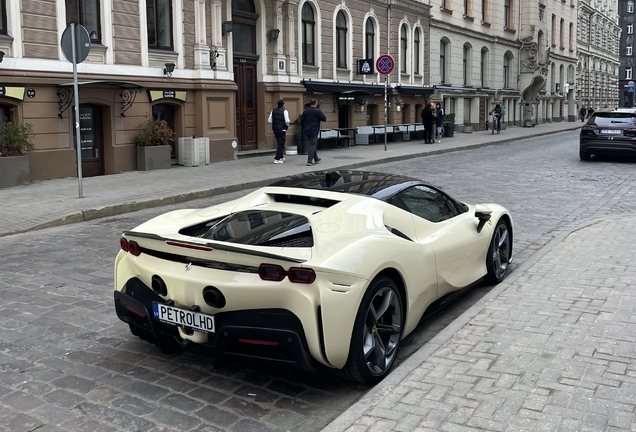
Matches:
[258,264,286,281]
[258,264,316,284]
[120,238,141,257]
[288,267,316,284]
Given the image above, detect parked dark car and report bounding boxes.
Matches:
[580,109,636,161]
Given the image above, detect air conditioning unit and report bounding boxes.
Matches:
[178,137,210,167]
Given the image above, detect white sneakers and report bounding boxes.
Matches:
[274,158,285,164]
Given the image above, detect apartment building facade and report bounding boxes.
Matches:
[0,0,433,182]
[577,0,620,111]
[619,0,636,106]
[427,0,522,132]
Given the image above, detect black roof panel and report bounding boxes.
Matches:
[268,170,422,197]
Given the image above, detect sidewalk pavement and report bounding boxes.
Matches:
[325,215,636,432]
[1,121,580,238]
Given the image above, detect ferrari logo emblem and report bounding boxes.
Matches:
[371,325,377,334]
[185,263,192,272]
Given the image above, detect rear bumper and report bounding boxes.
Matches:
[114,277,319,372]
[580,140,636,156]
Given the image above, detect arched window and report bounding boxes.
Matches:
[414,28,421,75]
[301,3,315,65]
[365,19,374,60]
[400,25,408,73]
[440,39,447,83]
[336,11,347,68]
[481,48,488,87]
[503,53,511,88]
[463,44,471,86]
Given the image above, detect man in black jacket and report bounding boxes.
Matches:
[300,99,327,166]
[421,104,434,144]
[267,99,290,164]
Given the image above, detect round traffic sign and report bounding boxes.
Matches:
[376,55,394,75]
[61,24,91,64]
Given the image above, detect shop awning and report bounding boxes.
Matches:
[395,85,435,96]
[56,80,143,118]
[301,80,391,95]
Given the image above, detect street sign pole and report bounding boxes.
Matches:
[376,54,394,152]
[384,76,388,151]
[61,23,91,198]
[71,23,84,198]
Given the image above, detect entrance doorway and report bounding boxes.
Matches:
[233,60,258,150]
[479,98,486,131]
[75,104,103,177]
[152,103,177,162]
[232,0,259,151]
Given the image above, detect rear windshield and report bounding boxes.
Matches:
[588,113,636,127]
[201,211,313,247]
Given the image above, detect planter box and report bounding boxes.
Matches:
[0,155,30,188]
[462,125,474,134]
[137,145,171,171]
[444,124,456,137]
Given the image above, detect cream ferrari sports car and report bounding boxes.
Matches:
[114,170,513,384]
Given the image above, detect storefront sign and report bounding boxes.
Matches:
[26,88,36,98]
[357,59,374,75]
[0,86,26,101]
[148,90,188,102]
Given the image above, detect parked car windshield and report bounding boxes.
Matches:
[587,113,636,127]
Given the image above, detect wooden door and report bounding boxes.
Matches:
[76,105,103,177]
[479,98,486,131]
[234,60,258,150]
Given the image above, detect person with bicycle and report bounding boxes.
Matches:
[489,104,503,133]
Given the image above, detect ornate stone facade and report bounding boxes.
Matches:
[577,0,621,111]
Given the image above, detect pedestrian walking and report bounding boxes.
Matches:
[434,102,445,143]
[267,99,290,164]
[421,103,434,144]
[300,99,327,166]
[580,106,587,122]
[587,106,594,119]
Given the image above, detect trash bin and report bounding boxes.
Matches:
[295,134,308,155]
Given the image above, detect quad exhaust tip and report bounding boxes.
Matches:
[203,286,226,308]
[151,275,168,296]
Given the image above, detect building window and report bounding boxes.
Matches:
[365,19,374,60]
[482,0,488,22]
[504,0,510,28]
[336,11,347,69]
[464,0,471,16]
[628,24,634,35]
[551,14,556,45]
[481,48,487,87]
[301,3,315,65]
[560,19,564,48]
[440,40,447,83]
[0,0,6,35]
[629,1,634,13]
[414,28,421,75]
[146,0,172,49]
[400,25,408,73]
[66,0,101,42]
[627,67,633,80]
[503,55,510,88]
[628,45,633,56]
[463,44,470,86]
[569,22,573,50]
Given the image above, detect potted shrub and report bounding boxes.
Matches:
[443,113,456,137]
[134,119,175,171]
[293,115,308,155]
[0,120,35,188]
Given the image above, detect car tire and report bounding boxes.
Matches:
[340,276,404,385]
[579,148,591,161]
[485,219,512,285]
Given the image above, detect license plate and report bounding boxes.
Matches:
[152,302,215,333]
[600,129,622,134]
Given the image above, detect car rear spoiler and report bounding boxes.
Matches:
[122,231,307,264]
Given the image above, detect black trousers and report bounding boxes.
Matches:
[274,130,286,160]
[424,123,434,142]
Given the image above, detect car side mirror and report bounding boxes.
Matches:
[475,204,492,233]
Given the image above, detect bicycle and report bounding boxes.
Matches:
[491,113,501,135]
